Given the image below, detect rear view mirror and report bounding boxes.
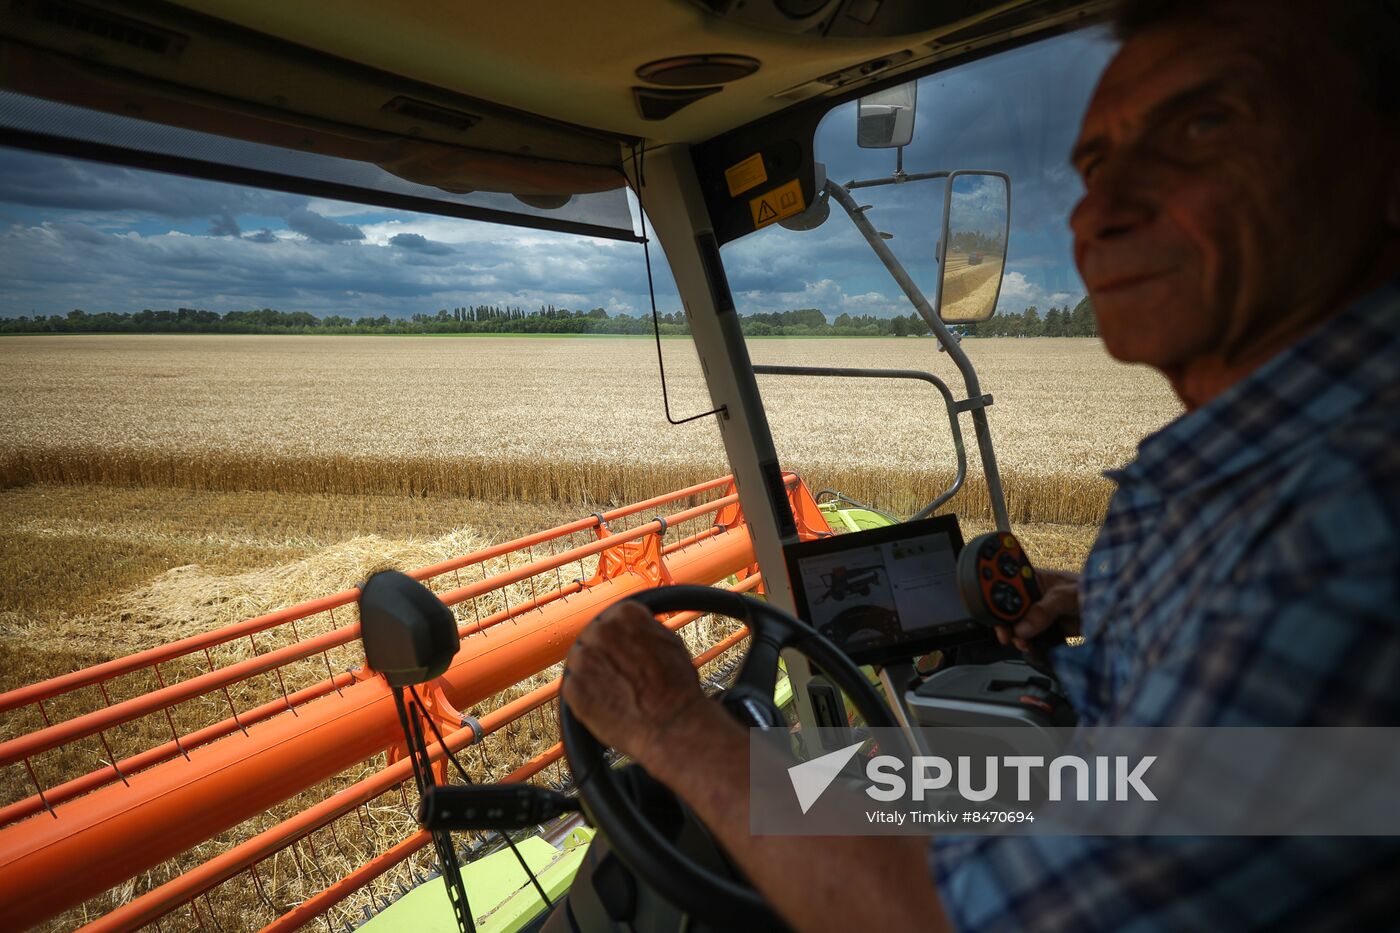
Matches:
[857,82,917,149]
[935,171,1010,323]
[359,569,460,687]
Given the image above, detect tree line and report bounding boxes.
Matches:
[961,297,1097,337]
[0,298,1095,337]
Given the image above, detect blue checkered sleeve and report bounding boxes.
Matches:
[930,432,1400,931]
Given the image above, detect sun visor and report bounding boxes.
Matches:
[0,44,639,242]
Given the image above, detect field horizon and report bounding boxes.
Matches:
[0,334,1178,521]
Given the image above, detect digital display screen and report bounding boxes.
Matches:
[785,516,983,664]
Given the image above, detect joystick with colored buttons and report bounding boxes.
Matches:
[956,531,1067,654]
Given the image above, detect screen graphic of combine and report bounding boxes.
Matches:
[796,535,964,657]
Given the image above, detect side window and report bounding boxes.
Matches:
[719,29,1179,571]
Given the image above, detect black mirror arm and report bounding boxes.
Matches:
[824,178,1012,531]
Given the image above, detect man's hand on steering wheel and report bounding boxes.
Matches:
[562,599,726,775]
[557,588,942,932]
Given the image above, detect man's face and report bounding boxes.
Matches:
[1069,6,1391,375]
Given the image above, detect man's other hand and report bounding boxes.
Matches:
[561,599,710,768]
[995,569,1082,652]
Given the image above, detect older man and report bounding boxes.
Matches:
[562,1,1400,930]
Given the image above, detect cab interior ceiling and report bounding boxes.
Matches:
[0,0,1108,224]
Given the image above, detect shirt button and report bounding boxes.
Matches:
[1097,560,1110,573]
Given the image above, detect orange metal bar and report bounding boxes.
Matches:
[663,525,723,553]
[255,745,573,933]
[0,497,737,770]
[258,742,575,933]
[459,579,583,636]
[0,590,360,716]
[257,830,433,933]
[0,523,759,930]
[0,579,588,827]
[692,627,753,667]
[0,670,354,827]
[0,475,734,716]
[77,578,761,933]
[0,615,362,770]
[2,476,820,931]
[256,611,755,933]
[431,495,740,607]
[408,473,735,582]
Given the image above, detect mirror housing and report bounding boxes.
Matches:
[857,82,917,149]
[358,569,459,688]
[780,162,831,231]
[935,171,1010,323]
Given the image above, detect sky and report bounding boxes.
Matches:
[0,28,1117,321]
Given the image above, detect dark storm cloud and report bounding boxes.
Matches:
[0,208,670,318]
[52,222,110,245]
[286,208,364,243]
[389,232,453,255]
[0,148,299,219]
[208,213,241,237]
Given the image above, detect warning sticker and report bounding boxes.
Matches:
[724,153,768,197]
[749,178,806,229]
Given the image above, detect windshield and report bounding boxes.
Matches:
[0,146,725,931]
[719,27,1180,543]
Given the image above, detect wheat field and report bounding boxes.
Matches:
[0,333,1179,930]
[0,334,1178,522]
[0,332,1180,677]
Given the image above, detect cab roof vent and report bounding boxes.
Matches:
[634,86,722,121]
[14,0,188,57]
[636,54,760,86]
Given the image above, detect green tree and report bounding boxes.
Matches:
[1070,296,1097,336]
[1019,307,1042,337]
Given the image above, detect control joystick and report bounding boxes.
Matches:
[956,532,1067,654]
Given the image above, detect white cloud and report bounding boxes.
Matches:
[998,271,1039,303]
[993,272,1082,315]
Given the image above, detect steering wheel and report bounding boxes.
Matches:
[558,584,908,930]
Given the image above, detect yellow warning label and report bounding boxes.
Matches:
[724,153,768,197]
[749,178,805,229]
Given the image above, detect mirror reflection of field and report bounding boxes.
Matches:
[939,253,1003,322]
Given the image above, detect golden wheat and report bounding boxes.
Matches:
[2,509,751,933]
[0,335,1179,524]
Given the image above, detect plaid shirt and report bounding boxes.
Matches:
[931,279,1400,932]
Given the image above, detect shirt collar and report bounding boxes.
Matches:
[1108,277,1400,497]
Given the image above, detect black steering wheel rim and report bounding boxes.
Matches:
[559,584,906,930]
